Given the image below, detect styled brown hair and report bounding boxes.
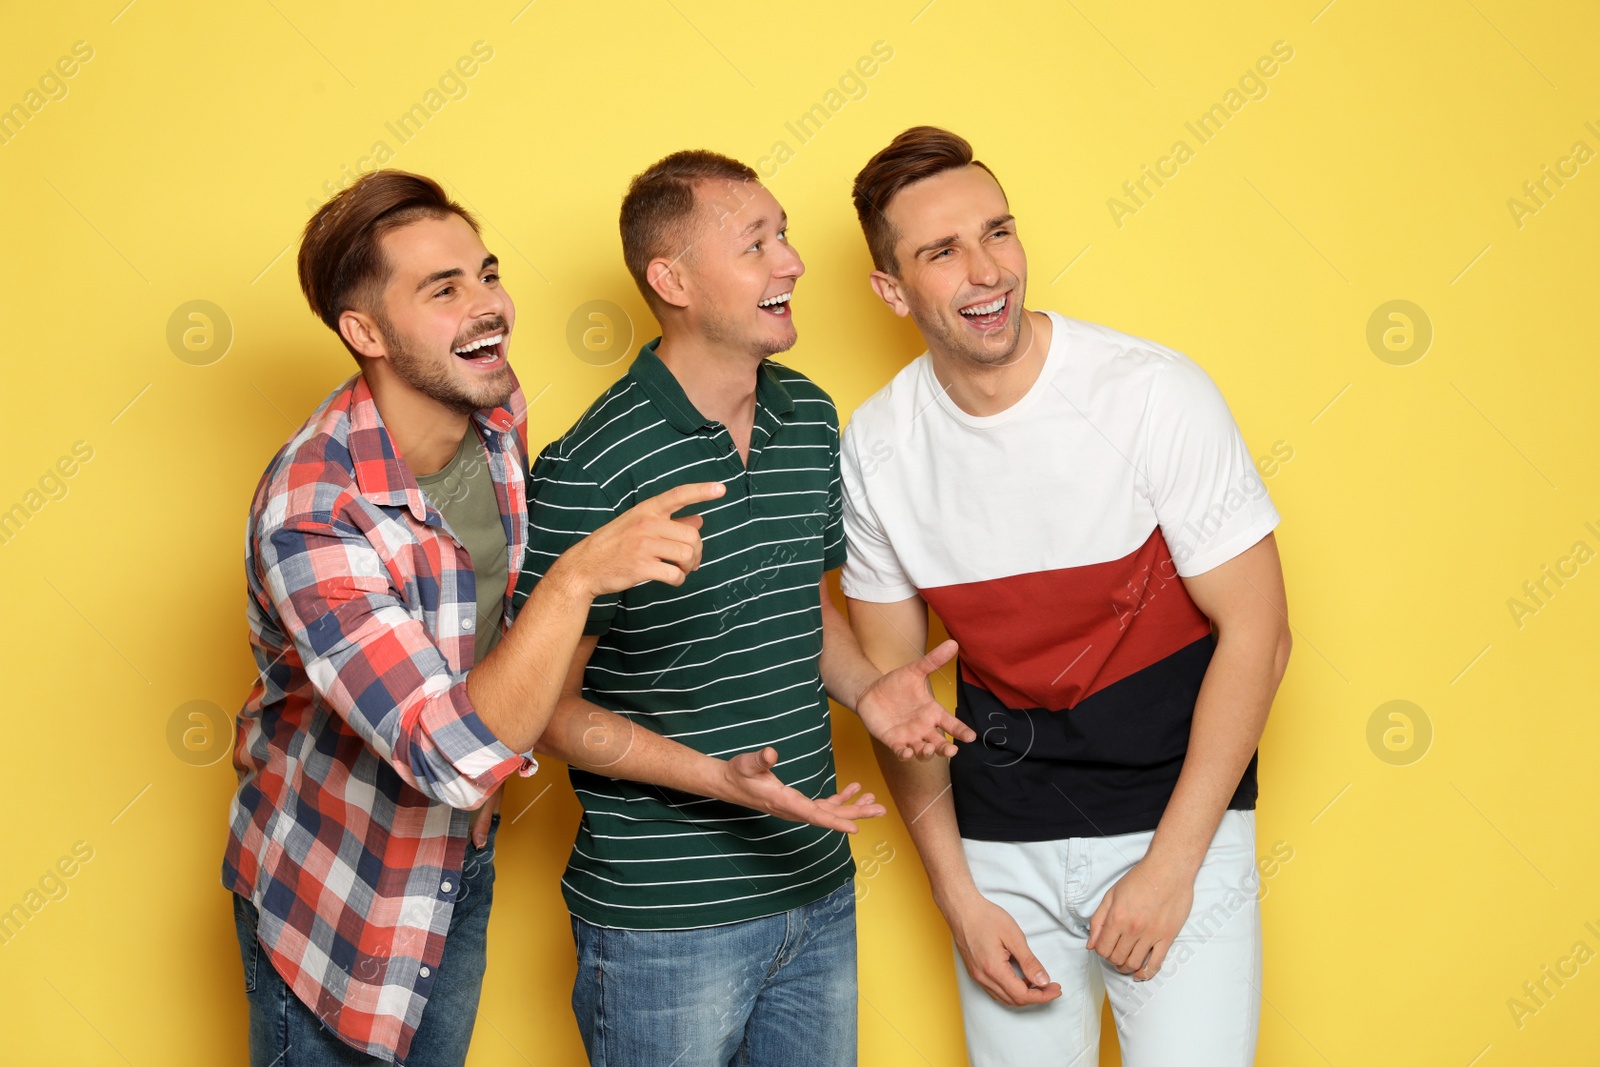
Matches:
[619,150,759,314]
[851,126,1002,273]
[297,170,479,358]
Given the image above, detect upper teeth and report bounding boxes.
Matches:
[758,293,791,307]
[961,296,1006,316]
[454,333,502,354]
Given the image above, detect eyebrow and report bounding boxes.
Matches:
[415,254,498,293]
[912,214,1015,259]
[738,212,787,239]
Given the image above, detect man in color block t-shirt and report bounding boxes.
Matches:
[840,127,1293,1066]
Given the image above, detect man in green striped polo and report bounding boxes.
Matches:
[513,151,976,1066]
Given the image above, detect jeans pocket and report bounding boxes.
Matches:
[233,894,260,995]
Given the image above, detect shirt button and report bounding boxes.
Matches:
[419,966,431,978]
[460,618,473,630]
[441,880,453,893]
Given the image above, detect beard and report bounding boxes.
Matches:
[377,313,514,416]
[700,299,795,360]
[908,277,1028,369]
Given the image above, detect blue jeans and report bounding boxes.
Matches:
[571,879,858,1067]
[233,814,499,1066]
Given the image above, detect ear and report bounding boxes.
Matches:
[647,253,692,311]
[338,309,389,361]
[868,270,911,318]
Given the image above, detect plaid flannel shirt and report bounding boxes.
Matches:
[223,370,537,1061]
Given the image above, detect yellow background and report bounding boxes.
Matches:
[2,0,1597,1063]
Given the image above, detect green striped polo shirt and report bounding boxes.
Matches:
[514,339,854,929]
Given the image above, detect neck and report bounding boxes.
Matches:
[363,365,471,477]
[927,309,1052,418]
[654,328,762,429]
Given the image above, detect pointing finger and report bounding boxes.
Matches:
[645,480,727,517]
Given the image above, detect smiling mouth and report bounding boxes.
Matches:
[453,331,505,367]
[757,291,792,317]
[958,293,1010,330]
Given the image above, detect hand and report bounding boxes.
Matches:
[471,786,503,848]
[558,481,726,596]
[1086,858,1195,980]
[944,887,1062,1007]
[716,746,886,833]
[856,640,974,760]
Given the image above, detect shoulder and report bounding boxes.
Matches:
[535,376,652,478]
[765,360,839,424]
[840,354,929,448]
[1046,312,1225,409]
[252,377,362,530]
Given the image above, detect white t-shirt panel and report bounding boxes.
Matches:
[840,311,1281,603]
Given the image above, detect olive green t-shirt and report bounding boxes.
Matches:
[415,428,509,664]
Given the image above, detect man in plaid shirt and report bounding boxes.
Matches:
[224,170,882,1066]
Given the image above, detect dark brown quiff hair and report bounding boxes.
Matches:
[851,126,1004,274]
[619,150,759,314]
[297,170,480,359]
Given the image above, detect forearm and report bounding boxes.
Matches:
[535,691,729,799]
[872,740,978,911]
[465,558,594,753]
[818,581,883,712]
[1147,628,1288,877]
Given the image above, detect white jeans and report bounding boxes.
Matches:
[955,809,1262,1067]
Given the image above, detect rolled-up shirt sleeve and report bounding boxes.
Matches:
[259,517,531,809]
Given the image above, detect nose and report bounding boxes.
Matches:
[774,238,805,281]
[469,276,512,324]
[968,244,1001,289]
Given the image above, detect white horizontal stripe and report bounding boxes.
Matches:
[600,604,814,657]
[570,381,639,431]
[581,807,768,823]
[566,843,846,887]
[584,821,811,843]
[663,701,815,740]
[587,677,816,717]
[706,718,829,759]
[571,836,830,864]
[571,394,652,453]
[559,852,850,910]
[632,457,740,496]
[595,651,819,696]
[587,416,672,468]
[604,581,815,635]
[583,626,821,680]
[773,733,834,767]
[600,435,702,486]
[572,787,718,809]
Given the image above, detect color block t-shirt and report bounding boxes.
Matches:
[840,311,1281,839]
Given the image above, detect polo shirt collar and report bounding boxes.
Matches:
[629,338,795,434]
